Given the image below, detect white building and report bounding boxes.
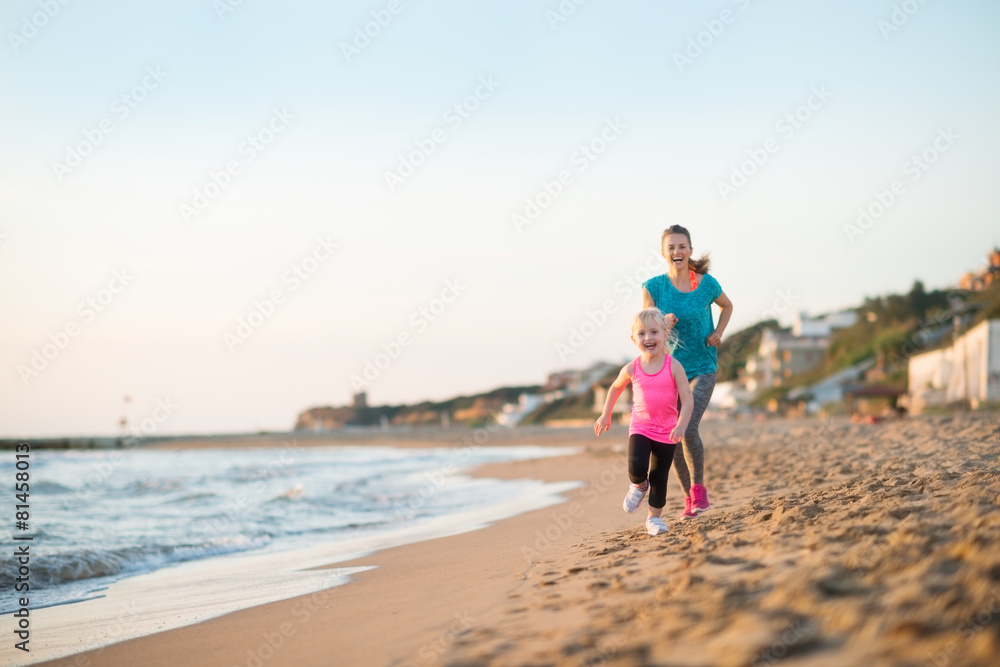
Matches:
[908,319,1000,412]
[786,358,876,413]
[496,393,546,427]
[792,309,858,337]
[745,329,828,393]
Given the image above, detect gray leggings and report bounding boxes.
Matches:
[673,373,715,495]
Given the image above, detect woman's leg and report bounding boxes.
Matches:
[672,373,717,494]
[646,440,678,517]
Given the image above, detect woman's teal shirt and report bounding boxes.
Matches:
[643,273,722,380]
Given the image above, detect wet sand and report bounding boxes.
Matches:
[35,413,1000,667]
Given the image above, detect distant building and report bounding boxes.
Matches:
[908,319,1000,412]
[792,309,858,337]
[745,329,828,393]
[592,375,632,415]
[496,393,546,427]
[958,248,1000,292]
[352,392,367,409]
[295,405,355,431]
[544,362,616,394]
[786,358,876,412]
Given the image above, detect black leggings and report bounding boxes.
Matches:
[627,434,678,509]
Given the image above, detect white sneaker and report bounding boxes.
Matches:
[645,516,669,536]
[622,481,648,513]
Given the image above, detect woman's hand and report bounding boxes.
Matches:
[664,313,678,329]
[706,331,722,347]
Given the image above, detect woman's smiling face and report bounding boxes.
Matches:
[662,233,691,271]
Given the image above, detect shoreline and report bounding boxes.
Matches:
[23,436,605,667]
[32,413,1000,667]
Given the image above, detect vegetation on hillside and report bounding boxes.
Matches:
[716,319,780,382]
[299,277,1000,428]
[752,281,975,406]
[519,388,599,425]
[296,384,541,429]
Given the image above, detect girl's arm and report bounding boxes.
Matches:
[707,291,733,347]
[669,358,694,443]
[594,364,632,436]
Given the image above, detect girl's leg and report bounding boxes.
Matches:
[627,434,653,485]
[672,373,717,494]
[646,440,678,518]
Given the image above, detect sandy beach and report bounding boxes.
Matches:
[34,413,1000,667]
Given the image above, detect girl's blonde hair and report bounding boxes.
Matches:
[631,308,679,352]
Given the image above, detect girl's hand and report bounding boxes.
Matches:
[706,331,722,347]
[664,313,678,329]
[670,421,688,443]
[594,414,612,436]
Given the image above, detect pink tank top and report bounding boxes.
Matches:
[629,355,680,443]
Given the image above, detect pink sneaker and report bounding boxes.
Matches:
[679,496,698,519]
[691,484,710,514]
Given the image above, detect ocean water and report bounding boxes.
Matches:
[0,443,578,615]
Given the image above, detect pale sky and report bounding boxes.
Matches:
[2,0,999,437]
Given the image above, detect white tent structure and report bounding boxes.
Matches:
[908,319,1000,412]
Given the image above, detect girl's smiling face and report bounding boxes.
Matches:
[632,322,666,356]
[662,233,692,272]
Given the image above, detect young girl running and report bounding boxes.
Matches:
[642,225,733,519]
[594,308,693,536]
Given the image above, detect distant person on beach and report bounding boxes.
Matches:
[641,225,733,519]
[594,308,693,536]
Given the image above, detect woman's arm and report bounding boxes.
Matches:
[707,291,733,347]
[594,365,632,436]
